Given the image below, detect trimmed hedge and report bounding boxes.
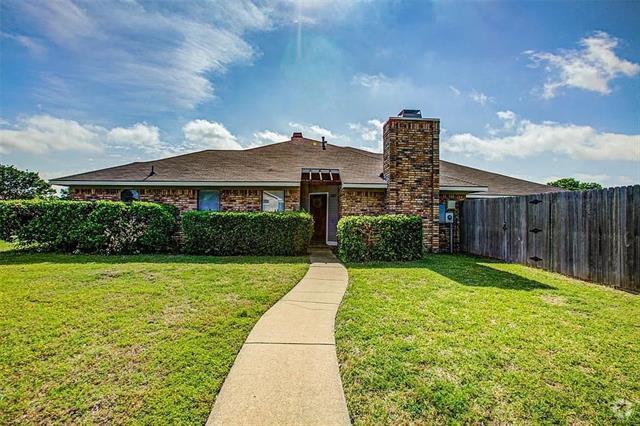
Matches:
[0,201,311,256]
[181,211,313,256]
[337,214,423,262]
[0,199,178,253]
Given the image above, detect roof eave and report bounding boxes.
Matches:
[466,193,520,198]
[52,180,493,193]
[341,182,387,189]
[440,186,489,193]
[49,180,301,187]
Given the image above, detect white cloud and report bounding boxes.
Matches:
[496,110,517,130]
[351,73,411,94]
[0,115,246,156]
[10,0,369,111]
[207,0,271,32]
[107,123,164,153]
[271,0,361,26]
[614,175,639,185]
[182,119,243,150]
[352,73,390,89]
[11,0,268,109]
[526,31,640,98]
[0,115,104,154]
[448,86,493,105]
[349,120,383,142]
[444,111,640,162]
[573,173,611,184]
[469,89,493,105]
[18,0,96,47]
[348,119,384,152]
[248,130,289,148]
[288,122,351,145]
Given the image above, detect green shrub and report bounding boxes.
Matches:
[0,199,28,241]
[337,214,423,262]
[0,199,177,253]
[181,211,313,256]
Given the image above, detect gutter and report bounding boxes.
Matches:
[341,183,387,189]
[465,193,512,199]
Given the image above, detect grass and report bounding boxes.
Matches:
[336,254,640,425]
[0,241,308,424]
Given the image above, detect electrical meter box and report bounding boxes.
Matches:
[444,212,454,223]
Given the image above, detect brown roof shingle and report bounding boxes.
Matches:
[440,160,563,196]
[51,136,561,196]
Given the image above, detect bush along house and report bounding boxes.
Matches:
[50,109,561,252]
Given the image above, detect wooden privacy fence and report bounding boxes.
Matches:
[460,185,640,293]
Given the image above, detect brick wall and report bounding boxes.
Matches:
[383,117,440,251]
[220,189,261,211]
[438,193,466,252]
[70,187,120,202]
[70,187,304,213]
[340,190,385,216]
[140,188,197,211]
[285,188,300,211]
[70,187,197,212]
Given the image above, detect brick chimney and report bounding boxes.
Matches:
[383,109,440,251]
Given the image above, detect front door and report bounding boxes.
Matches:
[310,194,327,243]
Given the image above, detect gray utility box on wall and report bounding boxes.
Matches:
[444,211,454,224]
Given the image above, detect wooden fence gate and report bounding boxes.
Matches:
[460,185,640,293]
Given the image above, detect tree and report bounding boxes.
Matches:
[547,177,603,191]
[0,164,55,200]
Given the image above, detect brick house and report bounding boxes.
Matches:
[51,109,561,252]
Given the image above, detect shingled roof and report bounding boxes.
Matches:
[50,136,561,197]
[440,161,562,197]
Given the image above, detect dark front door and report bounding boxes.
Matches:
[310,194,327,242]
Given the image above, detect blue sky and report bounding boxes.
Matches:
[1,0,638,186]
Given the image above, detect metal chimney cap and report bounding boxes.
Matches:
[292,132,303,138]
[398,109,422,118]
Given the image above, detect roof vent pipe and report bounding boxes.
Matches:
[321,136,326,150]
[148,165,156,177]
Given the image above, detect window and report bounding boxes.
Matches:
[198,190,220,211]
[262,190,285,212]
[120,189,139,202]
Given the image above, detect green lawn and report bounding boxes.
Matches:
[0,242,308,424]
[336,255,640,425]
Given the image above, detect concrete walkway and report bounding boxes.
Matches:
[206,248,351,426]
